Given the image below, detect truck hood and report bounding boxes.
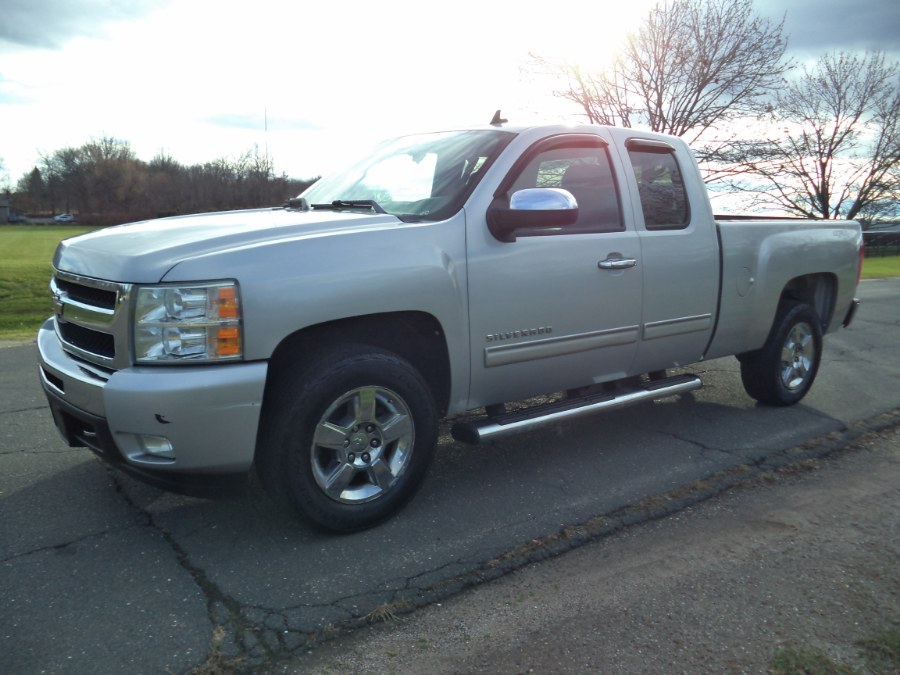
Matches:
[53,208,404,283]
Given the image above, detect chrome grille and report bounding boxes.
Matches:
[51,271,132,369]
[54,278,117,310]
[58,322,116,359]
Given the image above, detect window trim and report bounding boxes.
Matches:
[624,137,677,154]
[491,134,624,238]
[626,140,691,231]
[493,134,608,199]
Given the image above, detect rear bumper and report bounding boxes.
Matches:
[38,319,268,475]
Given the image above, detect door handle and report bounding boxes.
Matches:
[598,258,637,270]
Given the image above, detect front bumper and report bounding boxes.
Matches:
[37,319,268,476]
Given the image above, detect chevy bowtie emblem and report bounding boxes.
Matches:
[52,290,64,316]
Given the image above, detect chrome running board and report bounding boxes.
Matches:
[451,374,702,445]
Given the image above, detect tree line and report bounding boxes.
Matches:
[9,138,317,226]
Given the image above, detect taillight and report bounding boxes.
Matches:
[856,237,865,287]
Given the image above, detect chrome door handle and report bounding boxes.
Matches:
[598,258,637,270]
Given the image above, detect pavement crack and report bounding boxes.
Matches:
[0,405,48,416]
[105,468,276,670]
[1,525,141,564]
[652,429,729,456]
[0,446,80,456]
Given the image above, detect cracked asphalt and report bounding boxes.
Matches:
[2,278,899,674]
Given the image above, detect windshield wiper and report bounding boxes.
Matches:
[310,199,387,214]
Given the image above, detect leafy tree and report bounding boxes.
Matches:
[14,167,46,213]
[732,51,900,220]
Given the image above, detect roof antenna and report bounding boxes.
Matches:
[490,109,508,126]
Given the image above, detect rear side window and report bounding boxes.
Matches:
[627,146,689,230]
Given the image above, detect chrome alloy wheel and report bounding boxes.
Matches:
[310,386,415,504]
[780,321,815,391]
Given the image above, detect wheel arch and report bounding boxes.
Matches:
[778,272,837,332]
[262,311,452,416]
[736,273,835,364]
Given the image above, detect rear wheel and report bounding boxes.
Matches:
[257,345,438,532]
[739,302,823,406]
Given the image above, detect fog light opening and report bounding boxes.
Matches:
[138,434,175,459]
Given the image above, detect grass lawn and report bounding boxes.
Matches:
[860,255,900,280]
[0,226,898,342]
[0,226,95,341]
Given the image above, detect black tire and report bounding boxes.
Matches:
[257,345,438,532]
[739,301,823,406]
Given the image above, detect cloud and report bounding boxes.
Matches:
[0,0,169,50]
[758,0,900,56]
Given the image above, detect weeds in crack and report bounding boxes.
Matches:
[364,601,409,624]
[189,625,244,675]
[487,538,546,568]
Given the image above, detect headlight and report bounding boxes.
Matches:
[134,281,243,363]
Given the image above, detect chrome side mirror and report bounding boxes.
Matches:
[488,188,579,242]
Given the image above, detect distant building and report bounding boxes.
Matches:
[0,194,9,223]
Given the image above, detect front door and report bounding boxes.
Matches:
[465,133,643,407]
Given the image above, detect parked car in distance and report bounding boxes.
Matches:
[53,213,76,222]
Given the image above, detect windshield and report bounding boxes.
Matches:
[299,130,515,221]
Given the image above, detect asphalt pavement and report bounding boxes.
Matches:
[292,421,900,674]
[2,278,899,674]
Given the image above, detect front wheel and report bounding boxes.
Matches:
[257,346,438,532]
[739,302,823,406]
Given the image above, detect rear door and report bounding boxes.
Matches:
[624,137,719,372]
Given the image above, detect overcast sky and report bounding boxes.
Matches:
[1,0,898,188]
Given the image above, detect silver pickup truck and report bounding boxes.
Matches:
[37,122,862,531]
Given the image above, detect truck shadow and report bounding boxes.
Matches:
[106,386,846,545]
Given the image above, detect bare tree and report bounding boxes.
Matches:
[532,0,790,170]
[734,51,900,220]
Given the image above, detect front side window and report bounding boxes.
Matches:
[627,147,690,230]
[503,143,623,234]
[301,130,514,222]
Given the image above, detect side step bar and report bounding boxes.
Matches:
[451,373,702,445]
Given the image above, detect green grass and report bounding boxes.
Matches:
[770,646,857,674]
[770,625,900,674]
[861,255,900,279]
[0,226,95,341]
[859,627,900,673]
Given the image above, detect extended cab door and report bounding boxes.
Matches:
[465,133,643,407]
[622,137,719,373]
